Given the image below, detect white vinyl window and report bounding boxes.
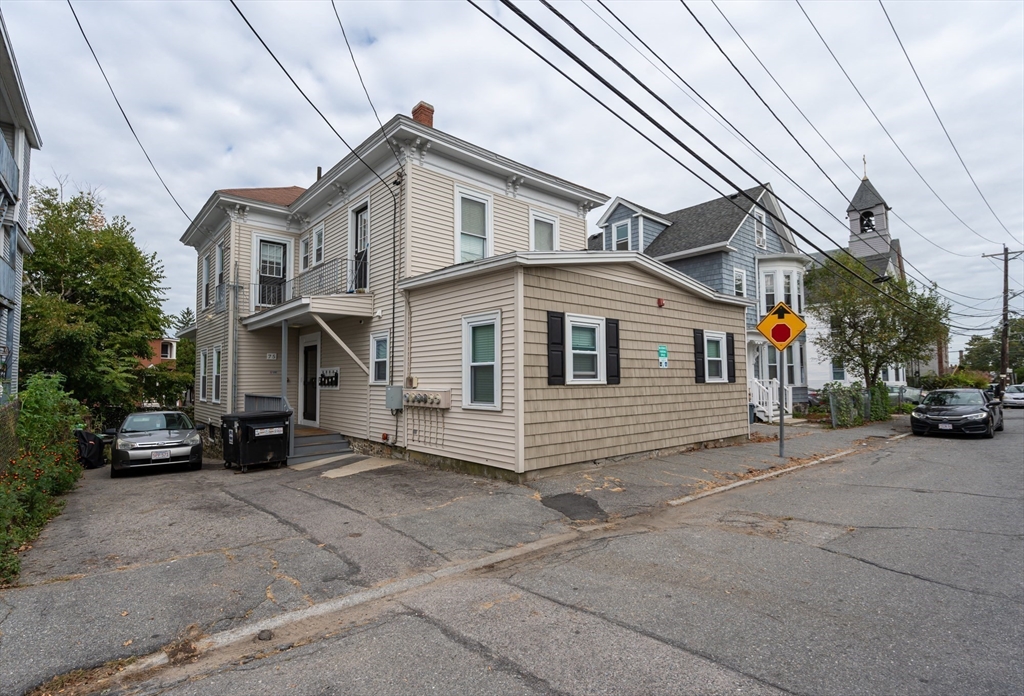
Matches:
[530,210,558,251]
[456,189,491,263]
[301,237,311,271]
[786,345,795,384]
[796,272,804,313]
[213,346,222,403]
[784,272,793,307]
[370,333,388,384]
[314,224,324,265]
[566,314,606,384]
[763,272,776,313]
[462,311,501,410]
[704,330,726,383]
[199,350,208,402]
[613,221,630,251]
[734,268,746,297]
[754,210,767,249]
[832,359,845,381]
[768,346,778,381]
[160,342,174,360]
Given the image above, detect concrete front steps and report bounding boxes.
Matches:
[289,428,352,467]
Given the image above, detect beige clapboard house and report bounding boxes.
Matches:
[181,104,752,478]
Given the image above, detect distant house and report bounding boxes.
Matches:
[593,185,807,422]
[0,15,41,402]
[181,103,751,477]
[138,337,179,368]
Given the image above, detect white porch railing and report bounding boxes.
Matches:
[749,378,793,423]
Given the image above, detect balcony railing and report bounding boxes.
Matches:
[251,256,368,310]
[0,135,19,202]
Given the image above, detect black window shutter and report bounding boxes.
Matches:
[693,329,705,384]
[547,311,565,385]
[726,333,736,383]
[606,319,620,385]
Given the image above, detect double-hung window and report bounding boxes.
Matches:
[160,342,173,360]
[370,333,388,384]
[768,346,778,381]
[352,205,369,291]
[301,237,312,271]
[796,272,804,313]
[783,272,793,307]
[613,222,629,251]
[754,210,767,248]
[462,312,501,409]
[213,346,222,403]
[457,190,490,263]
[530,210,557,251]
[763,272,776,313]
[786,345,796,384]
[202,256,211,308]
[314,225,324,265]
[704,331,726,383]
[566,314,606,384]
[832,359,845,381]
[215,244,224,285]
[199,350,208,402]
[734,268,746,297]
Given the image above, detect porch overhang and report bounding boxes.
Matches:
[242,294,374,331]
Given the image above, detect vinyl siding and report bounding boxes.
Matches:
[522,265,747,470]
[406,268,517,470]
[194,228,233,426]
[601,203,639,251]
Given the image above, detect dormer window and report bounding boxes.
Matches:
[754,210,767,249]
[614,222,629,251]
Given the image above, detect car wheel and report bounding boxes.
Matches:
[189,460,203,471]
[996,416,1004,432]
[110,465,123,478]
[984,420,995,439]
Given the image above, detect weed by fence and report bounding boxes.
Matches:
[0,401,17,474]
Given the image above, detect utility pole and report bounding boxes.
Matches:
[982,245,1023,395]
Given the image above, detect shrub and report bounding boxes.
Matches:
[869,381,891,421]
[920,370,990,391]
[821,381,865,428]
[1,373,86,585]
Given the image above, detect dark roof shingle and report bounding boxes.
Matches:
[846,178,886,213]
[642,185,766,257]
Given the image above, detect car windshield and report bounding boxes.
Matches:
[1007,385,1024,393]
[922,391,984,406]
[121,413,194,433]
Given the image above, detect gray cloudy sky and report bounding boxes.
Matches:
[3,0,1022,354]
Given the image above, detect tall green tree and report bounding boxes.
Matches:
[962,317,1024,381]
[806,252,949,389]
[21,185,166,416]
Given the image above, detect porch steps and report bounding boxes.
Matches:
[289,430,352,466]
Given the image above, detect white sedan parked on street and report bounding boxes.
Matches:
[1002,384,1024,408]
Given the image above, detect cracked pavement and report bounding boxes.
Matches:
[3,413,1021,694]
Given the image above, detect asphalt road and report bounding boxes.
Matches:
[104,410,1023,696]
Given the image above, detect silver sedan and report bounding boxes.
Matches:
[107,411,205,478]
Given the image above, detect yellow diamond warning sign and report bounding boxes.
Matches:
[757,302,807,352]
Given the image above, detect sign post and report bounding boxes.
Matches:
[756,301,807,458]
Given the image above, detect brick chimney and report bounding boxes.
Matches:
[412,101,434,128]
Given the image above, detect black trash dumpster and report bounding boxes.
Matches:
[220,410,291,473]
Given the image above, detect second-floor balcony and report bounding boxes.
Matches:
[0,135,19,203]
[242,256,373,330]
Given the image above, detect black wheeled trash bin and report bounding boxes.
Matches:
[220,410,291,473]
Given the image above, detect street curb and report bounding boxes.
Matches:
[667,429,911,507]
[123,531,579,675]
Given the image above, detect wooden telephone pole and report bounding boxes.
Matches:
[982,245,1023,393]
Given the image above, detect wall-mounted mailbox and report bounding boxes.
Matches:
[403,389,451,409]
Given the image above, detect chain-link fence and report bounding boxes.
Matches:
[0,400,19,475]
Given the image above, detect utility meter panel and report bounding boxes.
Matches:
[385,385,405,410]
[403,389,451,409]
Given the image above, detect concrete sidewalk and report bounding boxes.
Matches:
[0,416,911,695]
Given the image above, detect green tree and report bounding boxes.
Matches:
[806,252,949,390]
[21,185,166,418]
[962,317,1024,381]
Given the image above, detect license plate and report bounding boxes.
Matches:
[938,424,953,430]
[151,449,171,460]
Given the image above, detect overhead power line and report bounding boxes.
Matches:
[796,0,1005,248]
[66,0,192,222]
[879,0,1020,245]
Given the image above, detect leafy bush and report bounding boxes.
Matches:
[896,403,916,414]
[821,381,865,428]
[1,373,85,585]
[869,381,891,421]
[920,370,990,391]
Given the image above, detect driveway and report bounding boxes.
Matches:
[1,417,912,695]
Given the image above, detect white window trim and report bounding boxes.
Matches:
[349,197,371,290]
[199,350,208,402]
[566,313,606,385]
[201,255,211,308]
[796,271,804,313]
[212,345,222,403]
[704,330,727,383]
[733,268,746,297]
[300,236,312,272]
[461,311,502,411]
[754,209,767,249]
[612,221,631,251]
[454,187,493,264]
[762,271,776,315]
[314,223,324,266]
[250,231,294,313]
[529,209,559,252]
[215,244,224,286]
[370,331,389,385]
